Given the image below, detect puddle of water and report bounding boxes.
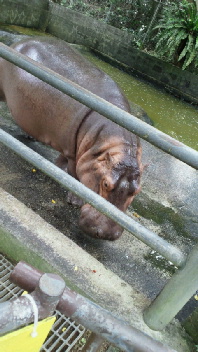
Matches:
[78,47,198,151]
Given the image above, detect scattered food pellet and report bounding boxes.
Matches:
[194,294,198,301]
[32,168,37,173]
[80,337,86,345]
[74,266,78,271]
[92,270,97,273]
[51,199,56,204]
[62,327,66,332]
[133,212,140,218]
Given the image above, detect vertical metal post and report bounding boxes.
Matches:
[0,273,65,335]
[81,332,105,352]
[143,244,198,330]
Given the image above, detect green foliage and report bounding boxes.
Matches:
[55,1,157,33]
[153,0,198,70]
[54,0,161,48]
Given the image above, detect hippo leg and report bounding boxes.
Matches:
[55,154,84,207]
[55,154,68,172]
[67,192,84,207]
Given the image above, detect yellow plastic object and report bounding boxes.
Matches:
[0,316,56,352]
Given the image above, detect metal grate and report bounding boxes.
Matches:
[0,254,86,351]
[0,254,23,300]
[42,311,85,352]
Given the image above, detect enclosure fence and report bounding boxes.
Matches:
[0,42,198,343]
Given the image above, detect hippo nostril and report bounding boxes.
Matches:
[107,230,122,241]
[113,230,122,240]
[96,229,102,238]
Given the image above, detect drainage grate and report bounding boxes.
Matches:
[0,254,86,351]
[42,311,85,352]
[0,254,23,300]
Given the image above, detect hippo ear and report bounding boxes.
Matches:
[97,151,114,165]
[104,152,114,166]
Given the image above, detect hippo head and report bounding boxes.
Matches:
[76,143,142,240]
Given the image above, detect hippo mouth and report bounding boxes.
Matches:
[79,204,123,240]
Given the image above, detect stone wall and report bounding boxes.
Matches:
[47,3,198,104]
[0,0,49,30]
[0,0,198,103]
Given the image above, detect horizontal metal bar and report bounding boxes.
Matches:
[10,261,177,352]
[0,43,197,170]
[0,128,186,267]
[144,243,198,330]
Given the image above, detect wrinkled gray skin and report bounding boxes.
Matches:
[0,37,142,240]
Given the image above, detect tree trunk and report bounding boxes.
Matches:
[188,0,198,11]
[143,1,162,43]
[195,0,198,11]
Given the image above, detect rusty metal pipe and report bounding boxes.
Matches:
[0,272,65,335]
[10,261,176,352]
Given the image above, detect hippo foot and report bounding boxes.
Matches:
[67,191,84,207]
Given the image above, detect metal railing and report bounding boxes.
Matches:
[0,128,185,268]
[0,43,198,333]
[2,261,175,352]
[0,43,197,170]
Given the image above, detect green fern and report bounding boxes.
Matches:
[153,0,198,70]
[195,36,198,49]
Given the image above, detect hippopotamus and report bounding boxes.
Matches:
[0,37,142,240]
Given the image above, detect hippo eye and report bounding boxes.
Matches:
[103,180,109,189]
